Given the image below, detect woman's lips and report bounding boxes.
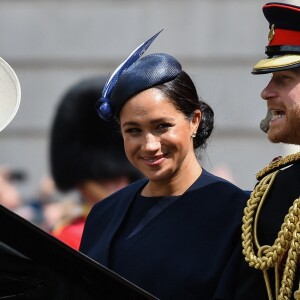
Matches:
[141,155,166,166]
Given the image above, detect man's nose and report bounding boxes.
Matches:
[261,79,277,101]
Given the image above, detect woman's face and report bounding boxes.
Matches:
[119,88,200,183]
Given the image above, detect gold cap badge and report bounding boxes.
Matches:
[268,24,275,42]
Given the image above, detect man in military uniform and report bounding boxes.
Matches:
[236,2,300,300]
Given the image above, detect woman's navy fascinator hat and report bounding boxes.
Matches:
[96,30,182,121]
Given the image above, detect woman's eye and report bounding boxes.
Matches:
[125,128,141,134]
[157,123,173,130]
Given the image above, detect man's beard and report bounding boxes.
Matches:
[268,102,300,145]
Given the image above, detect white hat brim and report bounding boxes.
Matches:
[0,57,21,131]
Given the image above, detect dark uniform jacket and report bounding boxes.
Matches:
[235,161,300,299]
[80,169,248,300]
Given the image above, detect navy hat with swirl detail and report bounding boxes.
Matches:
[96,30,163,121]
[96,30,182,121]
[110,53,182,118]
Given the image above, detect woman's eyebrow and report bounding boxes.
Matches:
[122,117,175,127]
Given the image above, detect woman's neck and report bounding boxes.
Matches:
[142,162,202,197]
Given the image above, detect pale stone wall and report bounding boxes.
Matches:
[0,0,288,199]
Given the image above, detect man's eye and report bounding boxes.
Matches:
[279,74,292,81]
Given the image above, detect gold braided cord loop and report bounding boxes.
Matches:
[242,153,300,300]
[242,172,291,270]
[278,212,300,300]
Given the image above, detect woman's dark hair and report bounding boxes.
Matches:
[155,71,214,150]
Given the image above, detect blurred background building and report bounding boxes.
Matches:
[1,0,299,206]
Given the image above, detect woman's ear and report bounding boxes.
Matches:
[191,109,201,132]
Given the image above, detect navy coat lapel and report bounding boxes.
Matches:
[90,179,148,266]
[103,170,216,261]
[82,170,218,266]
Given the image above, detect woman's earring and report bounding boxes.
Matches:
[192,133,196,138]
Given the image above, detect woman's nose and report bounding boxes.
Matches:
[142,134,160,151]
